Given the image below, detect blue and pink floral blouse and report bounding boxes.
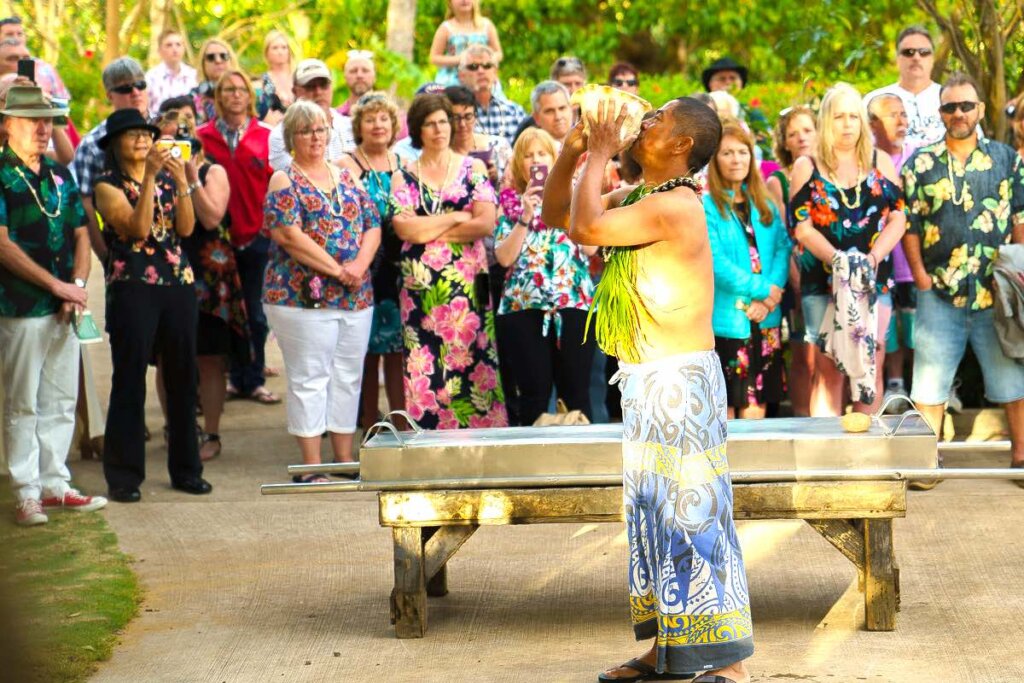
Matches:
[261,166,381,310]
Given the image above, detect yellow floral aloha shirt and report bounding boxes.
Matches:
[902,139,1024,310]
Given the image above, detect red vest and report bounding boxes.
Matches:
[196,118,272,247]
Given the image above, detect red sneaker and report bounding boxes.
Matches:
[41,489,108,513]
[16,498,48,526]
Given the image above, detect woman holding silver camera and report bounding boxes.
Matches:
[94,108,210,502]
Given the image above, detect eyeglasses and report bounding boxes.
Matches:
[555,57,583,69]
[611,78,638,87]
[939,101,979,114]
[221,86,248,96]
[110,80,147,95]
[347,49,374,62]
[295,127,330,138]
[898,47,933,58]
[357,93,388,106]
[452,112,476,124]
[122,130,153,141]
[464,62,494,71]
[205,52,230,63]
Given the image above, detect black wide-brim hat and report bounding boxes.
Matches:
[98,108,160,150]
[701,57,748,92]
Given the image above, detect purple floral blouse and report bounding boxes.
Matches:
[262,166,381,310]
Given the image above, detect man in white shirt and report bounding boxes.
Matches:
[864,26,944,147]
[268,58,355,171]
[145,29,197,116]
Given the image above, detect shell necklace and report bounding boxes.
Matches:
[14,166,62,219]
[946,152,968,207]
[293,161,344,217]
[826,162,864,210]
[416,151,455,216]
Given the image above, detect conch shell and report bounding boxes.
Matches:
[570,84,652,145]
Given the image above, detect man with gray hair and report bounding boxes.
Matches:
[531,80,572,143]
[71,57,149,260]
[457,44,524,146]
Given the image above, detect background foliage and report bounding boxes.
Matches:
[10,0,1024,135]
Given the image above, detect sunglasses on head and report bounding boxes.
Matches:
[465,62,494,71]
[612,78,638,87]
[899,47,933,58]
[205,52,229,62]
[110,80,147,95]
[939,101,979,114]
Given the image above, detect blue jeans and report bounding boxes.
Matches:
[230,235,270,395]
[911,288,1024,404]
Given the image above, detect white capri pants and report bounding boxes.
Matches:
[0,314,79,502]
[265,304,373,437]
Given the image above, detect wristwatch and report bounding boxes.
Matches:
[73,278,87,289]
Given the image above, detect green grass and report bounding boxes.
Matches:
[0,486,141,683]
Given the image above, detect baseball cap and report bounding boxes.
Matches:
[294,59,332,86]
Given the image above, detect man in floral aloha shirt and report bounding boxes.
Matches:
[902,73,1024,480]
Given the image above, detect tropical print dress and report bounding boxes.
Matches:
[391,157,508,429]
[789,157,905,297]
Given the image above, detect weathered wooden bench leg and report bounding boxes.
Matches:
[390,527,427,638]
[863,518,897,631]
[423,528,447,597]
[424,525,478,598]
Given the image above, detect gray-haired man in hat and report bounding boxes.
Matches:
[0,86,107,525]
[71,56,150,260]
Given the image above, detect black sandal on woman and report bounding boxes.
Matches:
[199,432,222,462]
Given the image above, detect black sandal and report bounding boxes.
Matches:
[291,474,331,484]
[200,432,222,462]
[597,658,694,682]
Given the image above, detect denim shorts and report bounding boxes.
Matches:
[911,288,1024,405]
[802,292,892,346]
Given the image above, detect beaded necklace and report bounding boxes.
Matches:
[416,152,455,216]
[13,166,62,219]
[356,146,394,200]
[292,161,344,217]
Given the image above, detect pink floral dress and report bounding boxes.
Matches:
[391,158,508,429]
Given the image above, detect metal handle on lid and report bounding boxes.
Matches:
[362,420,404,447]
[874,395,930,438]
[383,410,422,433]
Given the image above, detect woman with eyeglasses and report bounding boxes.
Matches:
[93,108,211,502]
[153,96,248,462]
[191,39,240,125]
[255,30,295,126]
[263,101,381,482]
[766,104,818,417]
[336,93,407,431]
[789,83,907,417]
[429,0,503,87]
[607,62,639,96]
[390,94,508,429]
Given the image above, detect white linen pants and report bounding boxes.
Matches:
[266,305,373,437]
[0,314,79,502]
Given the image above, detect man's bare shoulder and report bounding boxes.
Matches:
[649,186,707,239]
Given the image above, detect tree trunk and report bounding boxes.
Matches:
[386,0,417,62]
[104,0,121,65]
[148,0,171,68]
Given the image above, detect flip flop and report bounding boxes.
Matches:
[249,387,282,405]
[692,676,739,683]
[291,474,331,484]
[597,658,694,682]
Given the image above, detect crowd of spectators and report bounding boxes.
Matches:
[2,8,1024,524]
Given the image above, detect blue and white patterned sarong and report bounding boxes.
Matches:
[613,350,754,674]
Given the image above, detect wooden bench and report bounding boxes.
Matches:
[379,479,905,638]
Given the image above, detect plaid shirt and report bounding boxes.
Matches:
[474,93,526,147]
[71,121,106,197]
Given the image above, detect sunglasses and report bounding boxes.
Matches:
[899,47,933,58]
[612,78,638,87]
[464,62,494,71]
[939,101,979,114]
[110,80,147,95]
[205,52,230,63]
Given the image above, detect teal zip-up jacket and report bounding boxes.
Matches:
[703,187,792,339]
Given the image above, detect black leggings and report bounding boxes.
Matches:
[104,281,200,489]
[500,308,594,426]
